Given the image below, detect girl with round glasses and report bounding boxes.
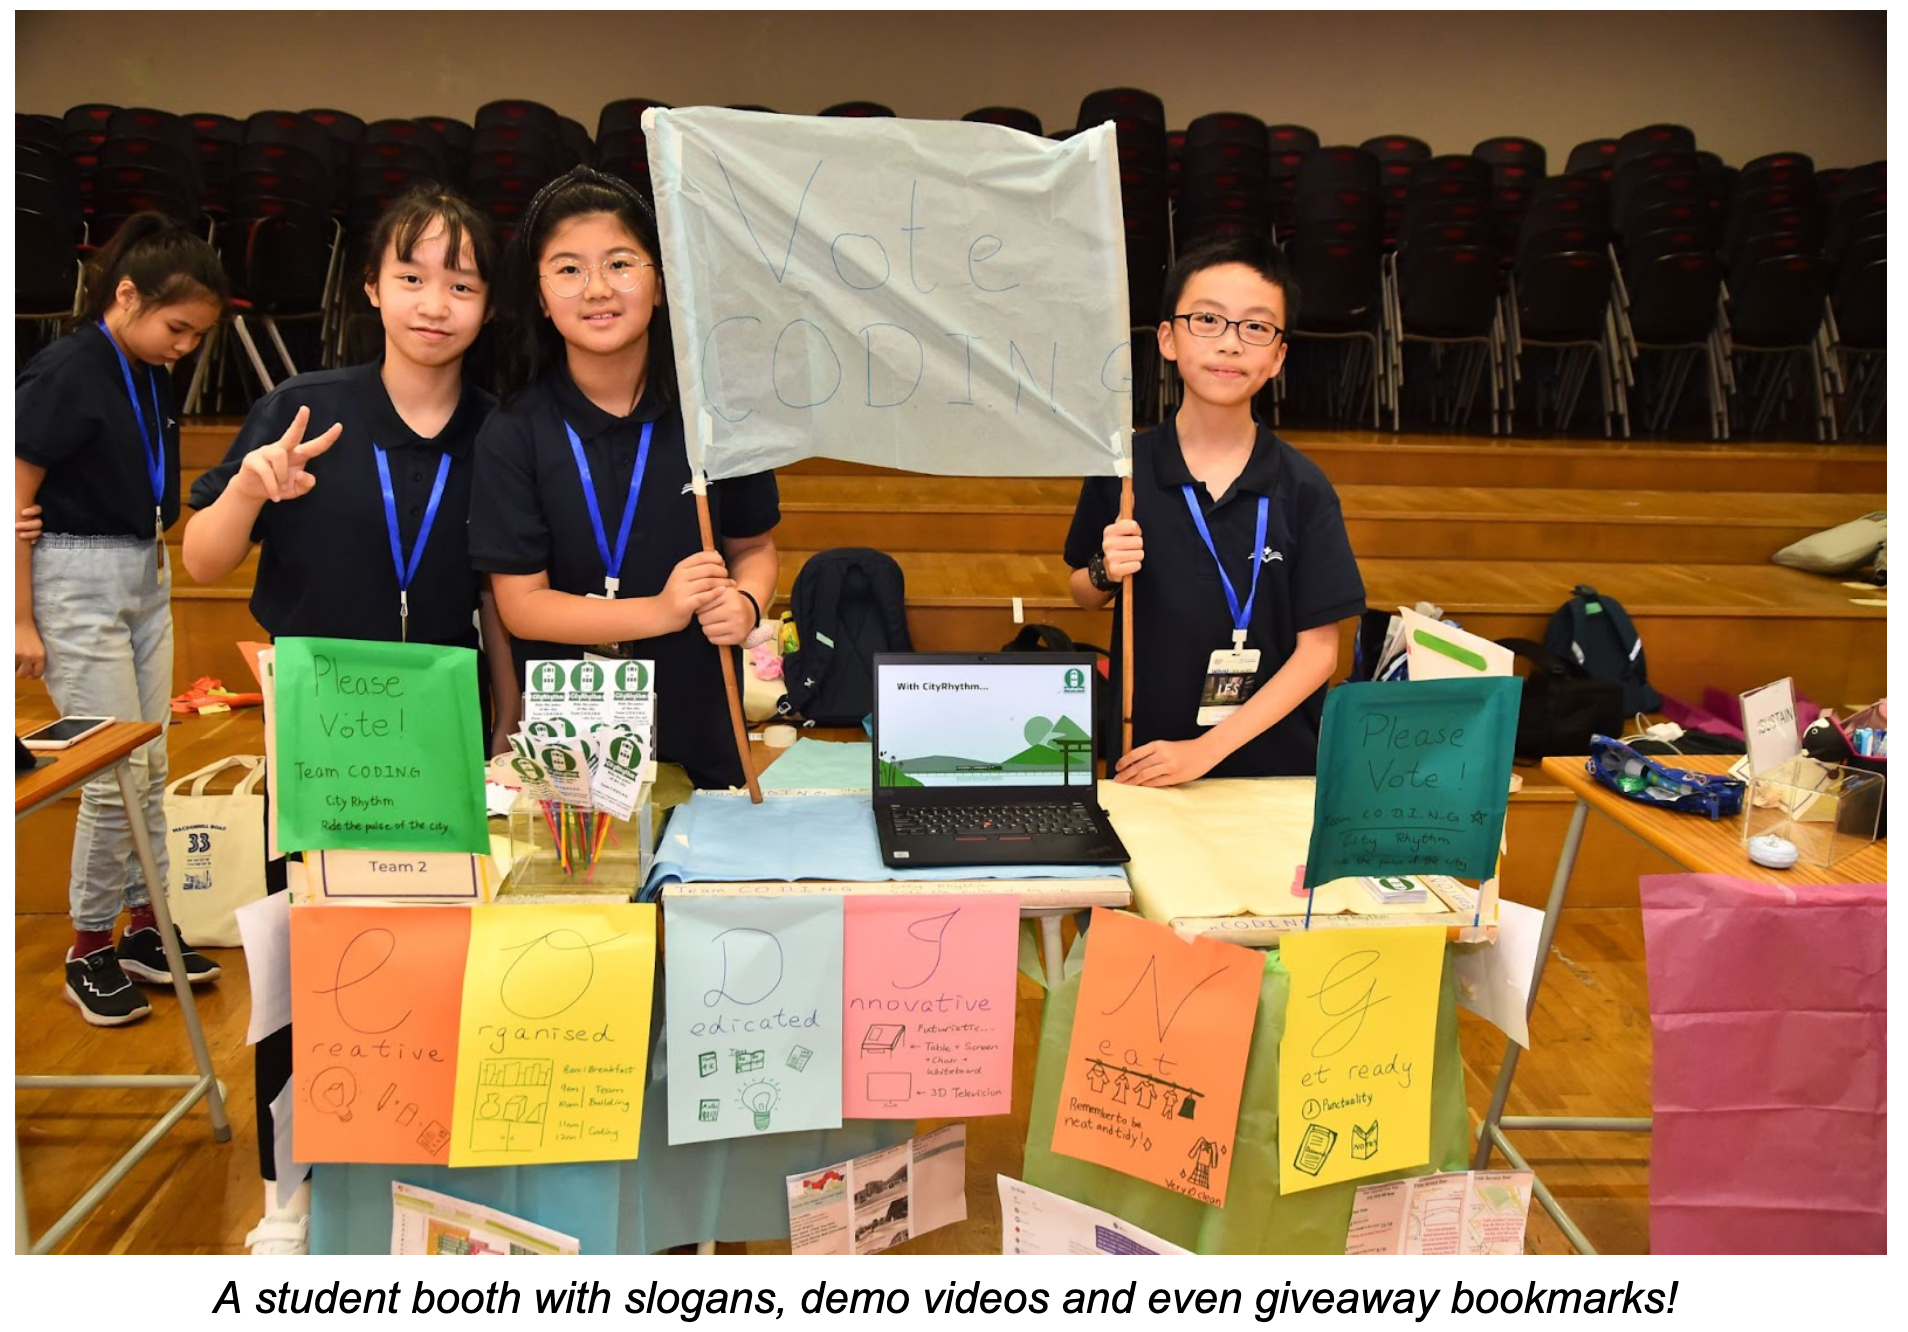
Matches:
[471,167,780,794]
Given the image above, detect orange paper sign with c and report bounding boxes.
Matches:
[291,905,470,1163]
[1051,907,1264,1206]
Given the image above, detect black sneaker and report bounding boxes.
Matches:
[64,946,154,1026]
[116,925,222,985]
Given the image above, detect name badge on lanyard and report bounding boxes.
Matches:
[99,320,167,577]
[374,445,452,643]
[1182,486,1270,727]
[568,418,654,659]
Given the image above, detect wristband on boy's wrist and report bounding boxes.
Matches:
[737,587,763,623]
[1088,551,1118,592]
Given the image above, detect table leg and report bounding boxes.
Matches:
[15,1139,27,1256]
[1038,915,1065,990]
[1473,797,1588,1170]
[1481,1121,1602,1255]
[116,763,231,1142]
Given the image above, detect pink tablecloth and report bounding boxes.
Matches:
[1641,873,1886,1254]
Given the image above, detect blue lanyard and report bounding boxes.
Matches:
[1181,486,1270,644]
[566,419,654,596]
[97,320,166,518]
[373,445,452,642]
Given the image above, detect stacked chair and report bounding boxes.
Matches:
[1078,88,1173,423]
[12,95,1884,439]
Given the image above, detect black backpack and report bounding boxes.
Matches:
[999,624,1115,758]
[1497,637,1624,759]
[779,548,912,727]
[1543,584,1661,715]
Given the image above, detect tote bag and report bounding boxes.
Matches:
[164,755,266,947]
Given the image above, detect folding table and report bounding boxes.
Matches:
[15,722,230,1254]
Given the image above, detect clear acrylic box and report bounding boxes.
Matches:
[500,791,653,901]
[1743,755,1884,869]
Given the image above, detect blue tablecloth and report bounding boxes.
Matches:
[643,791,1125,896]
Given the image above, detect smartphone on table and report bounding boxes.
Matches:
[21,716,114,750]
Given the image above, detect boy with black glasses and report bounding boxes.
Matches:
[1065,238,1364,785]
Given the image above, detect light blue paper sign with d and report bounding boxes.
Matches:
[1305,677,1523,887]
[664,895,845,1144]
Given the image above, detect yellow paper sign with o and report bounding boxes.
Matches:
[450,903,656,1166]
[1278,925,1445,1194]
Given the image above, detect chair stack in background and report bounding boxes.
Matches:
[11,94,1884,438]
[1076,88,1174,424]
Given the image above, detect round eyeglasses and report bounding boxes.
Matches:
[541,256,656,299]
[1171,310,1284,346]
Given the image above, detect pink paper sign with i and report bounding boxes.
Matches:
[842,895,1020,1118]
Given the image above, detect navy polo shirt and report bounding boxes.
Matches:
[189,361,494,648]
[16,323,181,536]
[468,366,780,790]
[1065,418,1365,777]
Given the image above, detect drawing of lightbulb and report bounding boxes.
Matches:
[739,1080,780,1131]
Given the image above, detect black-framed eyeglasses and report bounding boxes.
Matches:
[1171,310,1284,346]
[541,255,656,299]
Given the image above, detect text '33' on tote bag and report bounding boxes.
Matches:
[165,754,266,948]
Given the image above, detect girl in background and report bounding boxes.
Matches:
[16,213,229,1028]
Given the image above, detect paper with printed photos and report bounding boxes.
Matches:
[1346,1170,1533,1255]
[785,1124,967,1255]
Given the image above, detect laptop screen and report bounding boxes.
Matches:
[874,656,1097,790]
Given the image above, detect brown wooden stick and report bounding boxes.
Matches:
[695,486,763,803]
[1118,475,1134,759]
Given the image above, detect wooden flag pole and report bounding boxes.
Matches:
[695,481,763,804]
[1118,475,1134,758]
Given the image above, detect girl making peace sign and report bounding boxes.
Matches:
[184,186,519,739]
[183,187,519,1255]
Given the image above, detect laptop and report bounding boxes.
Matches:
[871,652,1130,868]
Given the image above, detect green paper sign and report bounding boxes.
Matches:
[1305,677,1522,886]
[273,637,488,853]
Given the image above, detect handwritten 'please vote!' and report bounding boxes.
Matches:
[1326,712,1480,866]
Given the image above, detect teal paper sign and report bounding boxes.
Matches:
[273,637,488,853]
[1304,677,1522,885]
[664,895,844,1144]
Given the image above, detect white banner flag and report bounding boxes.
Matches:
[646,108,1132,479]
